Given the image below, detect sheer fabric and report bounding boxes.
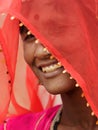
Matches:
[0,0,98,123]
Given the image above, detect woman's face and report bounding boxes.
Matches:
[20,26,76,95]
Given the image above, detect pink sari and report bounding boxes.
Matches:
[0,105,61,130]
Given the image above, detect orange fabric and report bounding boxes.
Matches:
[0,29,11,122]
[0,0,98,123]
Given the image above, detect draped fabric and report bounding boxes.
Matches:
[0,105,61,130]
[0,0,98,123]
[0,0,60,123]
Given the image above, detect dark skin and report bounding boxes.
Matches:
[58,90,98,130]
[20,26,98,130]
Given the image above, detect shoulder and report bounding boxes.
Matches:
[4,105,61,130]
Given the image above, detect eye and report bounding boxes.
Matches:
[24,34,36,42]
[19,25,36,42]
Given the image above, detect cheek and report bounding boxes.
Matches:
[23,44,35,65]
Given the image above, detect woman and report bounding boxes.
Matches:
[0,0,98,129]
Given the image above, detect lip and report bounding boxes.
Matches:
[36,59,58,68]
[40,67,64,78]
[35,59,63,78]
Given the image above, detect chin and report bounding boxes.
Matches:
[35,68,76,95]
[39,76,76,95]
[43,81,76,95]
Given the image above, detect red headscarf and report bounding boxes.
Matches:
[0,0,98,123]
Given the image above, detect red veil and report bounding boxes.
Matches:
[0,0,98,123]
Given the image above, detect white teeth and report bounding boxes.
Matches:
[42,63,62,73]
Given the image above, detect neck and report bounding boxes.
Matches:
[60,88,97,129]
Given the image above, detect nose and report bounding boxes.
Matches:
[34,39,51,59]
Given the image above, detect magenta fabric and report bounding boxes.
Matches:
[0,105,60,130]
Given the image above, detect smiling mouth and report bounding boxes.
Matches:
[40,62,62,73]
